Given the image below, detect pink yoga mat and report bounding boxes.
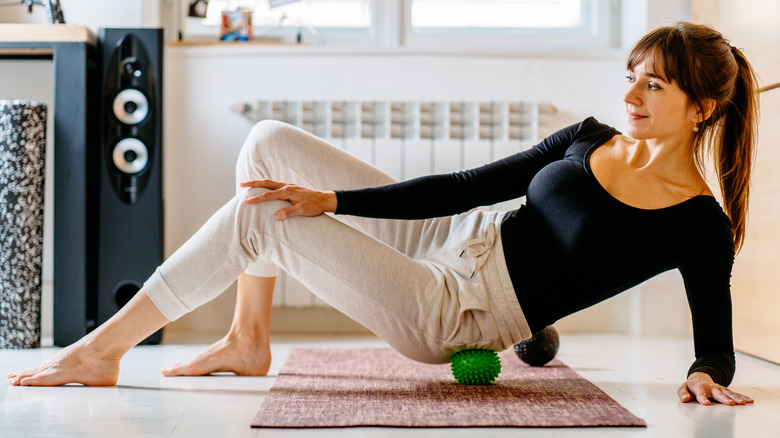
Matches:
[252,348,646,428]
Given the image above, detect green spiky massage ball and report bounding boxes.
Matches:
[450,349,502,385]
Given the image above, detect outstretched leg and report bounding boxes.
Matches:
[6,121,516,386]
[161,274,274,376]
[8,290,169,386]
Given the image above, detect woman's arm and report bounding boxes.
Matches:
[676,206,751,405]
[333,118,599,220]
[240,118,605,221]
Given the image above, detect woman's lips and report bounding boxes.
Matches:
[628,112,647,120]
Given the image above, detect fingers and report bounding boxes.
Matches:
[240,179,285,190]
[679,381,755,406]
[272,206,296,221]
[695,390,712,406]
[243,188,286,205]
[241,188,306,220]
[717,387,754,405]
[678,383,693,403]
[678,379,714,405]
[240,181,329,220]
[733,391,755,404]
[242,181,296,205]
[711,387,735,406]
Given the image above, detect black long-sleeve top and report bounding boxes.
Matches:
[335,117,736,385]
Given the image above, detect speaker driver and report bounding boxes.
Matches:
[113,138,149,174]
[112,280,143,309]
[113,88,149,125]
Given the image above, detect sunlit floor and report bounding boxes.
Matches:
[1,333,779,438]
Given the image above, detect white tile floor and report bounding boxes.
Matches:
[1,333,779,438]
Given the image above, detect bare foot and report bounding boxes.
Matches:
[7,342,121,387]
[161,334,271,377]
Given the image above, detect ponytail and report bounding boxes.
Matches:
[711,48,759,252]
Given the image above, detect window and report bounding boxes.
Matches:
[405,0,616,50]
[179,0,617,51]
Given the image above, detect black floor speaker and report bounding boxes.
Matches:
[94,28,164,344]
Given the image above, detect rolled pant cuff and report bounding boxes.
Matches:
[143,268,193,321]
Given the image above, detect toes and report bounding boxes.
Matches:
[18,376,39,386]
[162,362,204,377]
[161,363,188,376]
[160,363,179,376]
[17,368,60,387]
[8,371,36,386]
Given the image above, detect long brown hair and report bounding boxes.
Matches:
[627,22,759,252]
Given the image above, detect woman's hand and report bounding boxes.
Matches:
[240,179,337,221]
[678,372,754,406]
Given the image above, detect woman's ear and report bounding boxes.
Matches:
[696,98,717,122]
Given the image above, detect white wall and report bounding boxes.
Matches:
[0,0,698,340]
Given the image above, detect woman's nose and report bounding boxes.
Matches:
[623,83,641,106]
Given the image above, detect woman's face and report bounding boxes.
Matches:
[623,56,698,143]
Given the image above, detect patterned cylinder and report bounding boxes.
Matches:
[0,100,47,348]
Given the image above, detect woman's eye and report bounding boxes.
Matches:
[625,74,636,83]
[648,82,661,90]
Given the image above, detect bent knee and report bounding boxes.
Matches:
[236,120,293,182]
[246,119,306,156]
[237,120,310,176]
[238,120,290,163]
[249,119,292,141]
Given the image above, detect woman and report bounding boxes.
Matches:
[9,22,757,406]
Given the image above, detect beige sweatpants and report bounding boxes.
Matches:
[144,120,532,363]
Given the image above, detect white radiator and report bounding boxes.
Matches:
[232,99,556,307]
